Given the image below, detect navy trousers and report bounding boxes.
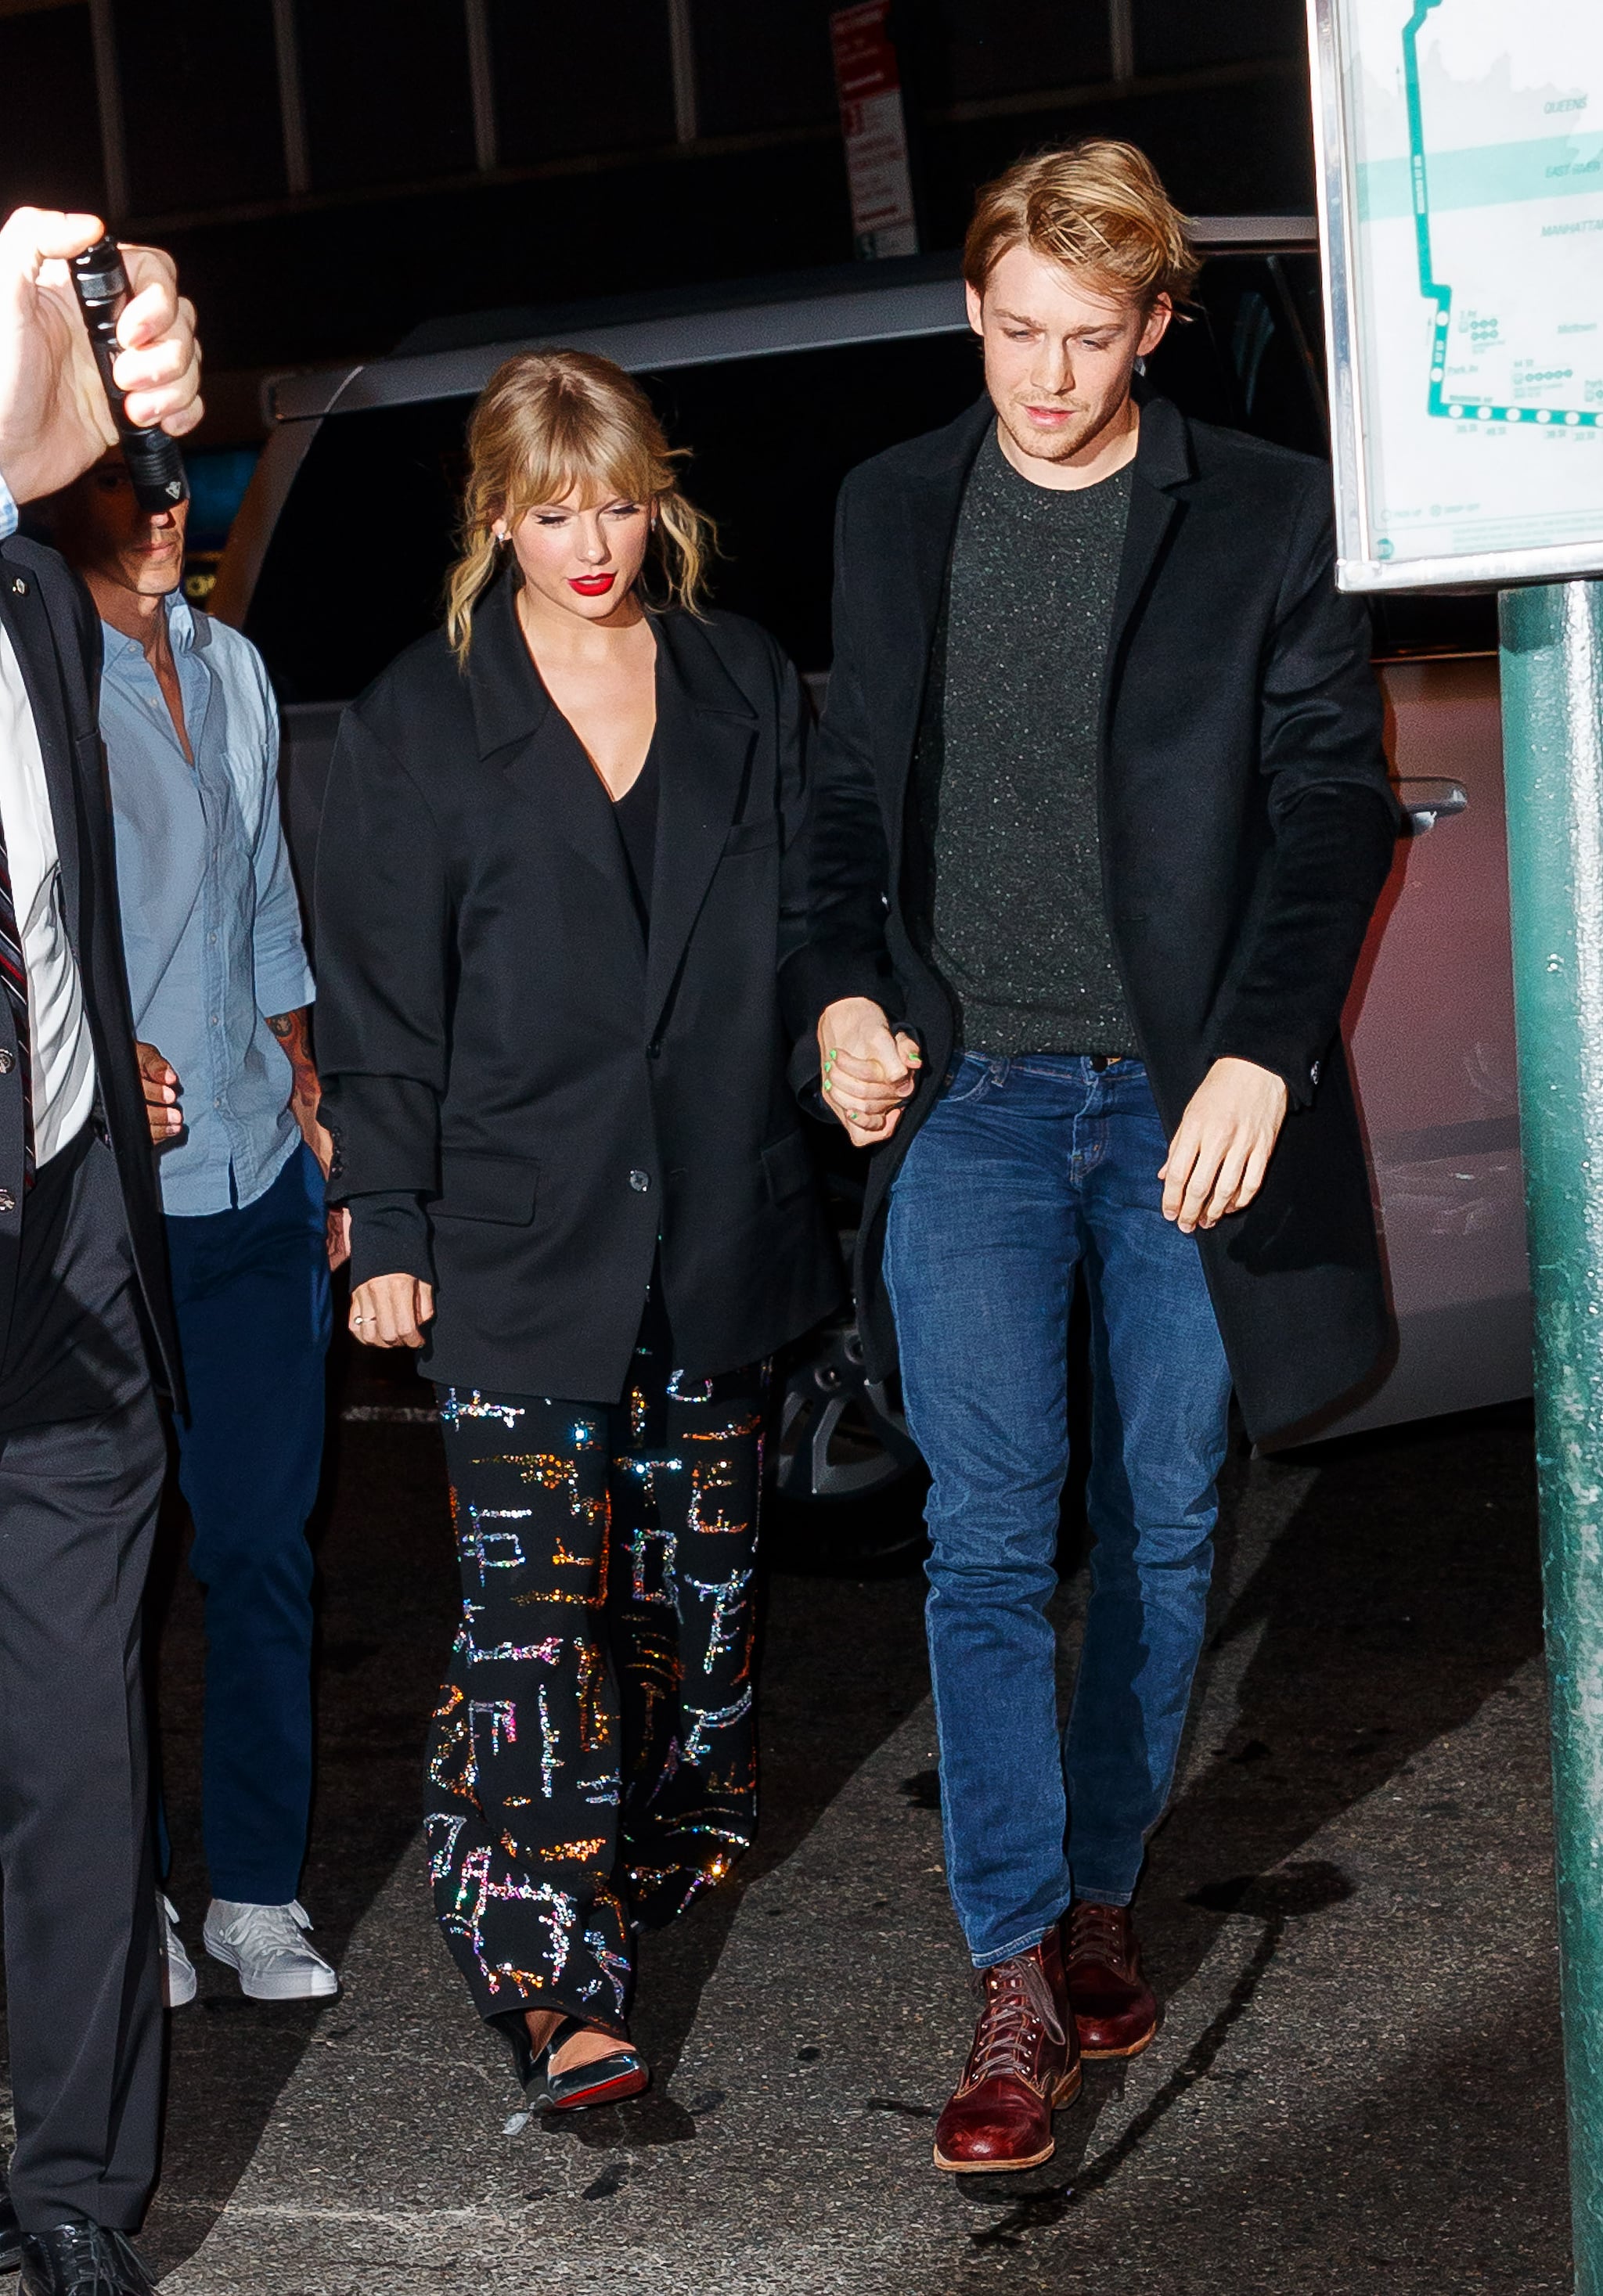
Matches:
[165,1143,330,1905]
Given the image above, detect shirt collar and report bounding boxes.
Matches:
[101,586,197,665]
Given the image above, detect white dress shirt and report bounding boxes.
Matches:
[0,625,97,1164]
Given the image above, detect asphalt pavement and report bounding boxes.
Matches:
[112,1340,1568,2292]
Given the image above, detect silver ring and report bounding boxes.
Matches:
[352,1315,367,1326]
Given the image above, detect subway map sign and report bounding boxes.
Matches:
[1308,0,1603,588]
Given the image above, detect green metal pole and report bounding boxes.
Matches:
[1501,577,1603,2291]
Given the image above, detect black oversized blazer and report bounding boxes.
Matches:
[314,574,842,1402]
[0,536,182,1396]
[783,395,1401,1445]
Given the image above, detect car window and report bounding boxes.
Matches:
[245,398,470,704]
[1147,252,1330,459]
[640,332,983,671]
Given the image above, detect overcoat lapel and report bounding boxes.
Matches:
[881,398,992,833]
[0,567,85,958]
[646,614,757,1036]
[467,573,645,968]
[1101,393,1194,726]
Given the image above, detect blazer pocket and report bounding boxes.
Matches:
[762,1130,813,1206]
[724,816,780,855]
[436,1151,539,1225]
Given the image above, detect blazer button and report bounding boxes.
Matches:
[0,1048,13,1073]
[0,1189,14,1212]
[629,1169,650,1193]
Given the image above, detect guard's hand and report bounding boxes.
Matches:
[135,1041,182,1146]
[816,997,921,1147]
[350,1273,434,1348]
[291,1090,337,1181]
[326,1205,351,1273]
[0,208,203,505]
[1160,1056,1289,1233]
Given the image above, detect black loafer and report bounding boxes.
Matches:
[519,2016,650,2112]
[18,2223,155,2296]
[0,2180,20,2273]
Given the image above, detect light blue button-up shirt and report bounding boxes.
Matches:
[99,594,315,1216]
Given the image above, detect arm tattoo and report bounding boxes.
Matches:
[266,1007,320,1105]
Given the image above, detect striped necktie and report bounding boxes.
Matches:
[0,813,34,1187]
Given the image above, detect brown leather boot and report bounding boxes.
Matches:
[1064,1901,1158,2059]
[932,1929,1082,2172]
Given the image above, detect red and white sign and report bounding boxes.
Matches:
[830,2,919,260]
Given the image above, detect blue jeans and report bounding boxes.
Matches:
[884,1054,1232,1968]
[164,1144,331,1904]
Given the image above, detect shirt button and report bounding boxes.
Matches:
[0,1049,13,1074]
[629,1169,650,1193]
[210,1015,218,1027]
[0,1189,15,1212]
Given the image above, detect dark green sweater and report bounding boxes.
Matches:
[918,429,1134,1058]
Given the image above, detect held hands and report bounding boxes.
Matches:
[1160,1056,1289,1233]
[136,1042,181,1146]
[350,1274,434,1350]
[0,209,202,504]
[816,998,922,1147]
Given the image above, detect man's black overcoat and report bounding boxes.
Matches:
[314,576,842,1402]
[0,534,180,1396]
[783,395,1400,1444]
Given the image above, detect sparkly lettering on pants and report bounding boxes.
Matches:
[424,1324,765,2034]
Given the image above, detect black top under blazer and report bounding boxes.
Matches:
[0,535,181,1399]
[783,395,1401,1446]
[313,574,843,1402]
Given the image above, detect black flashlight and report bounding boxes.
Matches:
[69,237,189,515]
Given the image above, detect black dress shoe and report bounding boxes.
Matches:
[18,2223,155,2296]
[513,2016,649,2112]
[0,2181,20,2272]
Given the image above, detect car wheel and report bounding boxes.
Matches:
[769,1315,923,1504]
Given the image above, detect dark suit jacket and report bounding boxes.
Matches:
[0,535,180,1395]
[783,395,1400,1444]
[314,574,842,1402]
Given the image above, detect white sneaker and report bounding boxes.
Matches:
[160,1894,197,2008]
[203,1898,339,2001]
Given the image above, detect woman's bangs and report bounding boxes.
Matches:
[506,418,658,522]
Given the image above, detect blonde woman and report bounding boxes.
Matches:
[312,351,841,2111]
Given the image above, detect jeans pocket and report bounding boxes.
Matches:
[939,1056,994,1107]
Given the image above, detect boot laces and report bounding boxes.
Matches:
[967,1952,1064,2085]
[1068,1901,1131,1971]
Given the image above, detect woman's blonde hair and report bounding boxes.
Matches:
[964,139,1201,311]
[445,348,715,660]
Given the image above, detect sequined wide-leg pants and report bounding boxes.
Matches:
[424,1324,764,2037]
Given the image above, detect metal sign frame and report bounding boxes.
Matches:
[1306,0,1603,593]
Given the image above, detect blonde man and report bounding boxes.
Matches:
[789,142,1396,2170]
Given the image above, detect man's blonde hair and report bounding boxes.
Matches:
[445,349,714,660]
[964,139,1201,311]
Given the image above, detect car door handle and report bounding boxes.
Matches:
[1399,779,1469,835]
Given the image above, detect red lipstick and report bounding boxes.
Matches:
[569,573,616,596]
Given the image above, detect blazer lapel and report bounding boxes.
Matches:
[469,574,645,966]
[0,563,85,958]
[644,614,758,1037]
